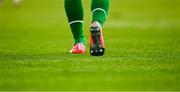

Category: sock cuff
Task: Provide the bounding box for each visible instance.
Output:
[69,20,83,25]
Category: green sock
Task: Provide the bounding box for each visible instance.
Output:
[91,0,109,26]
[64,0,86,45]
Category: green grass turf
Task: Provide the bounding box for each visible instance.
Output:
[0,0,180,91]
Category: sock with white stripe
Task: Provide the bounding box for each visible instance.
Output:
[64,0,85,45]
[91,0,109,26]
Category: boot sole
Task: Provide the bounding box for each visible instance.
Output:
[90,27,105,56]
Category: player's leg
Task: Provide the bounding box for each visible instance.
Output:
[90,0,109,56]
[91,0,109,26]
[64,0,86,54]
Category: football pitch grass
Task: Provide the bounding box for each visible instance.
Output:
[0,0,180,91]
